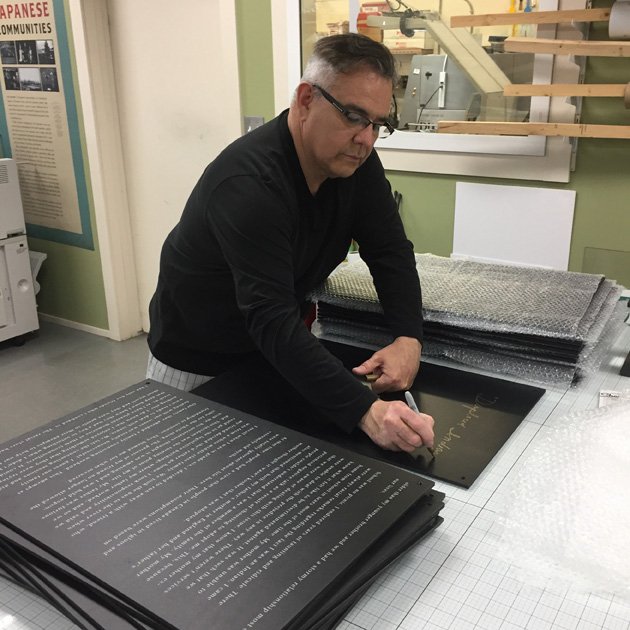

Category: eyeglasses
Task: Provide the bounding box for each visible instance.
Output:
[312,84,396,139]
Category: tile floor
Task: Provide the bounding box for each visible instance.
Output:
[0,321,148,444]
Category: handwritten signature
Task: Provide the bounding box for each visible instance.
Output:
[433,394,499,456]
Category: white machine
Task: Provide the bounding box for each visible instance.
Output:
[0,158,40,344]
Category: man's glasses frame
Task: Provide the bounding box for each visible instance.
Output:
[312,84,396,138]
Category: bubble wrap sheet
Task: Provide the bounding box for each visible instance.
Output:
[310,254,623,386]
[495,400,630,599]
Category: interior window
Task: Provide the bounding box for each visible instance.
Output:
[300,1,539,134]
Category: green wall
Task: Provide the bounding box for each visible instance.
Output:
[28,235,108,328]
[236,0,630,287]
[236,0,276,123]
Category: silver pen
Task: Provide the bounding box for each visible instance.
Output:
[404,391,435,459]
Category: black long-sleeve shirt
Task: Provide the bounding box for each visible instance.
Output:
[148,110,423,432]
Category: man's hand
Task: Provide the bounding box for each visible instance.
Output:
[359,399,434,452]
[352,336,421,393]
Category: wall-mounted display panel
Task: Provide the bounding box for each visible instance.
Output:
[0,0,95,248]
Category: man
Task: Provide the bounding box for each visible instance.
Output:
[147,33,434,453]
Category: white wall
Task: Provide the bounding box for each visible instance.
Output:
[106,0,242,331]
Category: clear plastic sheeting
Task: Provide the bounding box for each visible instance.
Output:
[495,401,630,599]
[310,254,624,387]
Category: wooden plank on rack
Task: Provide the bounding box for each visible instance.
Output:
[504,83,628,97]
[505,37,630,57]
[451,8,610,28]
[436,121,630,139]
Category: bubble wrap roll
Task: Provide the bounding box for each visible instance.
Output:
[496,400,630,598]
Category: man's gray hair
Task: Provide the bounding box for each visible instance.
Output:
[300,33,398,91]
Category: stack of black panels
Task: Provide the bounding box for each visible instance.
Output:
[312,254,622,387]
[0,381,444,630]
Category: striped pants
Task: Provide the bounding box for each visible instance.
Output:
[146,352,212,391]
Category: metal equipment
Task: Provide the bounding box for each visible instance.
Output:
[398,53,534,131]
[0,158,40,344]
